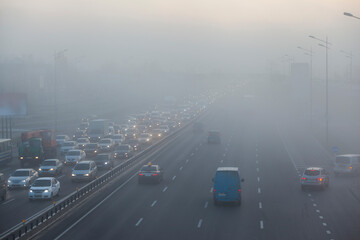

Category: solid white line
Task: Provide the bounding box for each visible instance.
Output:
[135,218,143,227]
[260,220,264,229]
[204,201,208,208]
[322,223,327,226]
[326,230,331,234]
[54,172,138,240]
[180,166,183,171]
[1,198,14,205]
[313,203,317,207]
[197,219,203,228]
[210,187,213,193]
[172,176,176,181]
[151,200,157,207]
[162,186,168,192]
[259,202,262,209]
[190,153,194,156]
[257,177,260,182]
[319,216,324,219]
[258,188,261,194]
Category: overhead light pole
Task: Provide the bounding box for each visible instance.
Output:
[344,12,360,20]
[297,46,314,123]
[309,35,331,146]
[340,50,353,82]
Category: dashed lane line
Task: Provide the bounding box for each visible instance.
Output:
[180,166,183,171]
[204,201,209,208]
[162,186,168,192]
[151,200,157,207]
[197,219,203,228]
[258,188,261,194]
[172,176,176,181]
[259,202,262,209]
[135,218,143,227]
[260,220,264,229]
[1,198,14,205]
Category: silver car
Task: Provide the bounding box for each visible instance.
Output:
[71,161,98,182]
[301,167,329,190]
[38,159,63,176]
[8,169,38,188]
[60,141,77,155]
[65,150,86,165]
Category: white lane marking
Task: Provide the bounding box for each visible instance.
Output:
[308,194,312,197]
[210,187,213,193]
[162,186,168,192]
[195,147,198,151]
[256,160,259,164]
[259,202,262,209]
[225,148,228,152]
[1,198,14,205]
[313,203,317,207]
[322,223,327,226]
[54,171,138,240]
[319,216,324,219]
[316,210,320,213]
[260,220,264,229]
[190,153,194,156]
[135,218,143,227]
[257,177,260,182]
[220,160,224,163]
[172,176,176,181]
[180,166,183,171]
[326,230,331,234]
[258,188,261,194]
[204,201,209,208]
[186,159,189,163]
[256,168,259,172]
[256,154,258,158]
[151,200,157,207]
[57,175,65,179]
[223,153,226,157]
[197,219,203,228]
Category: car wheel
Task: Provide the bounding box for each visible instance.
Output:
[1,194,5,201]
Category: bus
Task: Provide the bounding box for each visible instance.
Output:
[0,139,12,166]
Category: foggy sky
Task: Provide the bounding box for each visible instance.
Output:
[0,0,359,78]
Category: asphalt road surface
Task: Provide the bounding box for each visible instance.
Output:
[27,86,360,240]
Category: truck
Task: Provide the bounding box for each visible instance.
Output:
[18,130,57,167]
[88,119,110,142]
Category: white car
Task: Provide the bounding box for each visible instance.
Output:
[71,161,98,182]
[56,135,70,146]
[98,138,115,151]
[111,134,125,146]
[28,177,60,201]
[138,133,152,144]
[65,149,86,165]
[158,125,170,134]
[7,169,38,188]
[77,138,90,149]
[60,141,77,155]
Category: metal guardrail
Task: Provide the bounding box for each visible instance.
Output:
[0,112,205,240]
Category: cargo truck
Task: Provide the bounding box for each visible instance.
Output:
[88,119,110,142]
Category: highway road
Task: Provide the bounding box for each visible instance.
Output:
[26,86,360,240]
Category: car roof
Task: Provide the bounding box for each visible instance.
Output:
[77,161,93,164]
[304,167,323,171]
[68,149,81,152]
[336,154,360,157]
[43,159,58,162]
[36,177,54,181]
[142,164,159,168]
[216,167,238,172]
[15,168,33,171]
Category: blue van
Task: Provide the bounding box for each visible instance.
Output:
[213,167,244,205]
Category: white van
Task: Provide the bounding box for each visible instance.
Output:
[334,154,360,175]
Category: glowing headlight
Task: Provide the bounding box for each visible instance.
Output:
[21,180,26,183]
[29,189,33,193]
[84,173,89,176]
[105,162,108,165]
[44,189,49,193]
[35,156,39,159]
[20,157,24,160]
[39,168,42,171]
[50,168,54,171]
[94,150,97,153]
[107,145,110,148]
[146,139,150,142]
[72,174,75,176]
[8,180,11,183]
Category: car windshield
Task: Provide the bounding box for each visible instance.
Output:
[32,179,51,187]
[99,139,111,144]
[140,166,157,172]
[63,142,75,147]
[85,144,98,149]
[140,134,149,138]
[56,136,66,139]
[77,139,88,143]
[67,151,80,156]
[42,161,56,166]
[113,136,123,139]
[95,155,109,160]
[12,170,30,176]
[304,170,320,176]
[74,164,90,170]
[116,145,129,150]
[336,157,351,164]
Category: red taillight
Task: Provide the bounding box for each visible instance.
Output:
[317,178,323,182]
[301,177,306,180]
[139,173,144,176]
[213,189,215,192]
[152,174,158,176]
[238,189,241,193]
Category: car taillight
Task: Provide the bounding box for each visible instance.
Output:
[152,174,158,176]
[317,178,323,182]
[139,173,144,176]
[238,189,241,193]
[349,166,353,170]
[301,177,306,180]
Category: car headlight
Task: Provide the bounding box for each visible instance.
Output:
[105,162,108,165]
[20,156,24,160]
[94,150,97,153]
[35,156,39,159]
[72,174,75,176]
[21,180,26,183]
[44,189,49,193]
[29,189,33,193]
[50,168,54,171]
[8,180,11,183]
[84,173,89,176]
[107,145,110,148]
[39,168,42,171]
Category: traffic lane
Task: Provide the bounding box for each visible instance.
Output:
[257,126,334,240]
[39,124,207,240]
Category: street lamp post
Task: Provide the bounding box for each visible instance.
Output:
[297,46,314,123]
[54,49,67,133]
[309,35,331,146]
[344,12,360,20]
[340,50,353,82]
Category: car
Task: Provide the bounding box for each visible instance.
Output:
[79,122,89,132]
[76,138,90,149]
[72,130,88,140]
[213,167,244,205]
[114,144,134,159]
[93,153,114,169]
[71,161,98,182]
[334,154,360,175]
[64,149,86,165]
[136,125,148,133]
[98,138,115,152]
[158,125,170,134]
[7,169,38,188]
[138,163,164,183]
[60,141,77,155]
[38,159,63,176]
[126,139,141,151]
[138,133,152,144]
[28,177,60,201]
[111,134,125,146]
[207,131,221,144]
[84,143,100,158]
[0,173,7,201]
[55,135,70,146]
[301,167,329,190]
[167,121,179,130]
[151,129,163,139]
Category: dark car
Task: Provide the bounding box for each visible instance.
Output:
[114,144,134,159]
[207,131,221,144]
[84,143,100,158]
[93,153,114,169]
[126,139,141,151]
[0,173,7,201]
[138,163,164,183]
